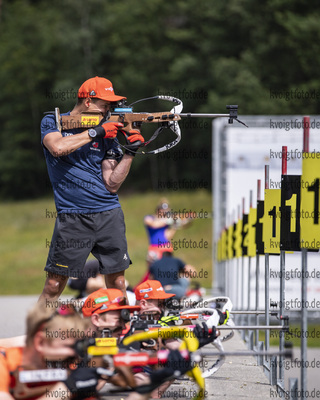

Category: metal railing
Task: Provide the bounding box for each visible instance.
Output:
[212,116,319,400]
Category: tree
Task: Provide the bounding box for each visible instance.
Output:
[0,0,319,199]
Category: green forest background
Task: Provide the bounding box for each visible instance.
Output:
[1,0,320,199]
[0,0,320,296]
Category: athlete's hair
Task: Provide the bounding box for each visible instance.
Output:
[26,301,88,347]
[156,197,170,212]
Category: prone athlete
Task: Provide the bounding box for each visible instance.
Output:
[78,283,211,399]
[131,280,219,399]
[134,280,220,347]
[79,287,194,400]
[0,302,100,400]
[0,298,193,400]
[81,287,140,341]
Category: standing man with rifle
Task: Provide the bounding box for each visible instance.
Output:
[39,76,144,303]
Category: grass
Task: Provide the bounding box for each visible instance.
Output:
[2,195,320,349]
[0,190,212,295]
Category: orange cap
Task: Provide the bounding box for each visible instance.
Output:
[82,288,140,318]
[78,76,126,102]
[135,280,175,301]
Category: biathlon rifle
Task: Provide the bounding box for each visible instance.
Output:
[10,334,135,400]
[77,327,206,400]
[13,327,292,400]
[57,96,248,155]
[119,307,227,380]
[10,335,162,400]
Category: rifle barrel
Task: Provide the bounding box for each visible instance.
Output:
[179,113,231,118]
[199,349,292,358]
[230,311,278,315]
[218,325,286,330]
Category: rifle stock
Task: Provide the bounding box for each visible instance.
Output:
[60,111,180,132]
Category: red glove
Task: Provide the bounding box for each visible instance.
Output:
[122,129,145,156]
[90,122,124,139]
